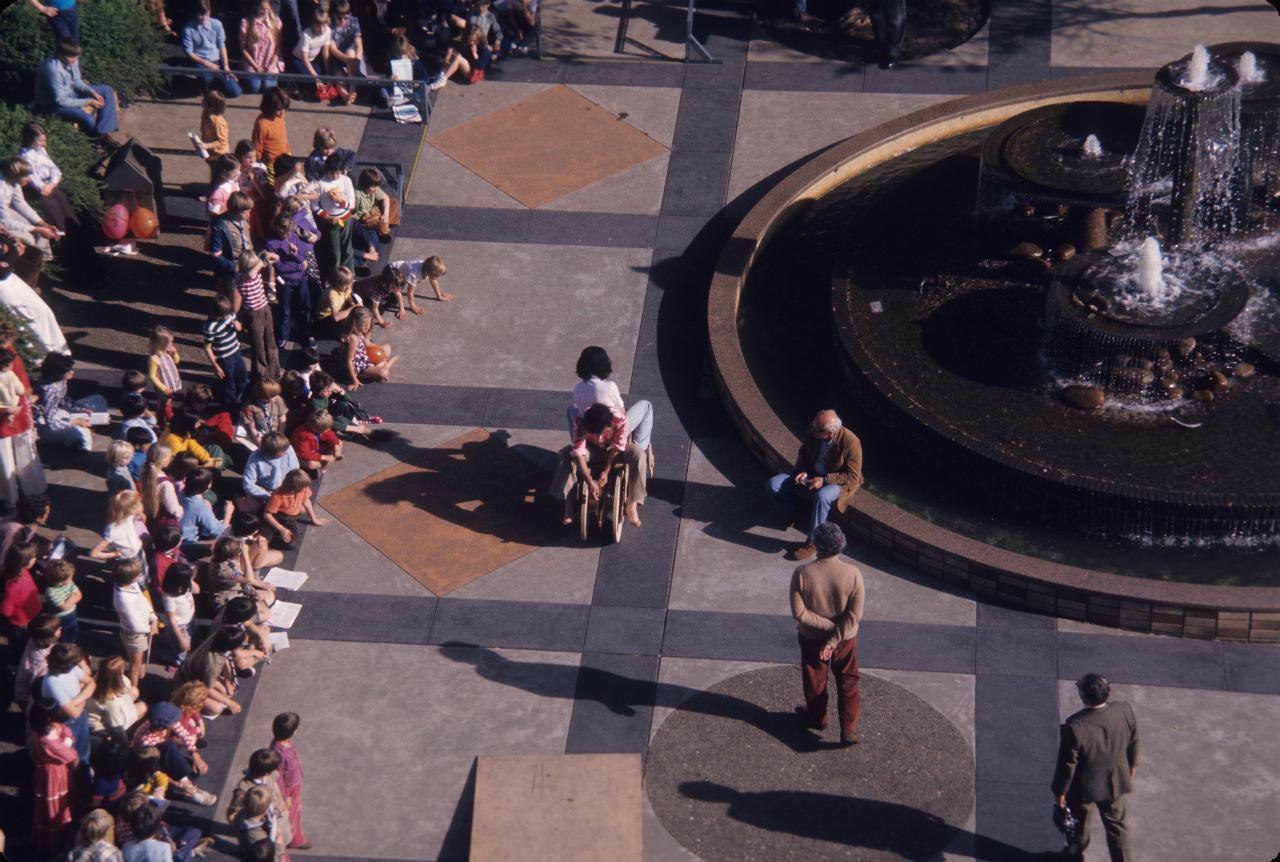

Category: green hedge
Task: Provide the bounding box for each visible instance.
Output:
[0,103,103,217]
[0,0,166,101]
[0,304,50,369]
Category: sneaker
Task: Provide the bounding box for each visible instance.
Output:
[179,786,218,806]
[306,337,318,349]
[367,415,384,424]
[277,339,288,350]
[191,837,216,858]
[428,73,447,91]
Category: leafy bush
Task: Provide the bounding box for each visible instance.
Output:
[0,103,103,217]
[0,0,166,101]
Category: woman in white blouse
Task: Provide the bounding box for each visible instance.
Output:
[0,158,59,260]
[16,123,77,232]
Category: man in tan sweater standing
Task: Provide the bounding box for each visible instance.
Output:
[789,522,866,745]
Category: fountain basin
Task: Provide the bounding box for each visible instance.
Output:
[709,73,1280,640]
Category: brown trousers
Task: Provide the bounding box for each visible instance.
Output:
[241,304,281,380]
[798,633,860,735]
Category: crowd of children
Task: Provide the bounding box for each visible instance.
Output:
[0,104,463,862]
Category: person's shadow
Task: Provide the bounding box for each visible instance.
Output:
[437,642,843,754]
[680,781,1057,862]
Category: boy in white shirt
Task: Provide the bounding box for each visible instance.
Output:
[316,152,355,278]
[112,558,157,688]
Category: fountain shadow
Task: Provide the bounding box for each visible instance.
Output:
[919,285,1046,389]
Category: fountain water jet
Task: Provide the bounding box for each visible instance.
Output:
[1082,134,1104,158]
[1238,50,1265,84]
[1136,237,1164,298]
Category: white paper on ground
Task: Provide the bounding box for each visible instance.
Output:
[268,600,303,629]
[269,631,290,650]
[264,567,308,590]
[89,412,111,425]
[393,103,422,124]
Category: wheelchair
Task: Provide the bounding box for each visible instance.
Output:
[574,458,630,544]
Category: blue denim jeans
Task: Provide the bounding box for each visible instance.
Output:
[51,5,80,43]
[278,276,312,346]
[195,68,243,98]
[241,73,279,94]
[55,84,118,135]
[217,352,249,407]
[767,472,841,543]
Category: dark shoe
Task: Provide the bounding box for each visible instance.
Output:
[794,705,826,730]
[787,542,817,561]
[840,731,861,745]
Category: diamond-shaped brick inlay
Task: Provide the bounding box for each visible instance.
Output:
[319,428,562,595]
[428,84,669,208]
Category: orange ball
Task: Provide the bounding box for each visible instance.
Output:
[365,343,388,364]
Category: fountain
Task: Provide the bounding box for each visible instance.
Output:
[722,43,1280,569]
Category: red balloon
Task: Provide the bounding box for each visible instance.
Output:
[365,343,388,365]
[102,203,130,240]
[130,206,159,239]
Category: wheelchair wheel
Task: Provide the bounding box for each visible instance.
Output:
[577,477,590,543]
[607,467,627,544]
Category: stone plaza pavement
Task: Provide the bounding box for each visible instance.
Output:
[26,0,1280,859]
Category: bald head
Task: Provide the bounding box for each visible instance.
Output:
[811,410,842,439]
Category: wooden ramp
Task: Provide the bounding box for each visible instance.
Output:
[470,754,643,862]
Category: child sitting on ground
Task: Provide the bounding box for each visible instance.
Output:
[106,439,137,494]
[241,378,288,448]
[389,253,452,311]
[271,712,308,849]
[263,468,328,548]
[300,370,375,436]
[339,307,397,389]
[316,265,359,337]
[289,411,342,473]
[146,325,182,424]
[0,347,26,426]
[201,535,277,616]
[41,559,81,645]
[353,168,398,261]
[119,393,158,445]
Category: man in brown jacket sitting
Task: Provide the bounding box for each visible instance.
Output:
[767,409,864,561]
[789,522,865,745]
[1051,673,1139,861]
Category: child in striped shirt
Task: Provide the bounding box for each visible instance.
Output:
[147,326,182,425]
[233,250,281,380]
[203,295,249,409]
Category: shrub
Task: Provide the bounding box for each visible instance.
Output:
[0,103,103,217]
[0,304,50,370]
[0,0,166,101]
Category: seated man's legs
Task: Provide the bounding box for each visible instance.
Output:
[89,84,119,134]
[54,104,98,135]
[767,472,797,519]
[216,72,243,98]
[805,482,841,543]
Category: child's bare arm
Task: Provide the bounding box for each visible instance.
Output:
[303,499,329,526]
[428,275,452,303]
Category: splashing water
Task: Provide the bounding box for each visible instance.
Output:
[1137,237,1163,298]
[1237,51,1265,84]
[1181,44,1214,91]
[1082,134,1104,158]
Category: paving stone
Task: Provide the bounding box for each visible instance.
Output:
[584,605,667,654]
[1057,632,1224,690]
[565,653,660,753]
[430,597,590,651]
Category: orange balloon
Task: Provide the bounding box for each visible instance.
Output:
[130,206,159,239]
[366,343,387,364]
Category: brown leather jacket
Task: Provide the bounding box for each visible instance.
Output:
[791,426,863,514]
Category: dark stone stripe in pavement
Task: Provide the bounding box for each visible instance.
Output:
[288,591,438,644]
[663,610,800,662]
[974,675,1058,786]
[858,620,977,674]
[585,605,668,654]
[429,597,591,652]
[986,0,1053,89]
[976,627,1057,678]
[1057,631,1225,691]
[977,601,1056,630]
[1222,642,1280,695]
[744,60,866,93]
[564,652,660,753]
[394,204,660,247]
[974,779,1063,861]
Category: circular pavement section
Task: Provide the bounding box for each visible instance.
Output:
[646,667,975,861]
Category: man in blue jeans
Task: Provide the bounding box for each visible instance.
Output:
[767,409,864,561]
[33,40,119,136]
[183,0,242,98]
[26,0,79,43]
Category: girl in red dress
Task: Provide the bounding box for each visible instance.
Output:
[31,702,81,855]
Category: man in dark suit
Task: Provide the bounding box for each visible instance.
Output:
[1051,673,1139,862]
[766,409,863,562]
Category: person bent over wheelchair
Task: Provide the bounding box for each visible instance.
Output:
[552,403,647,528]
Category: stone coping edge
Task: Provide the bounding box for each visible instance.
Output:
[707,71,1280,641]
